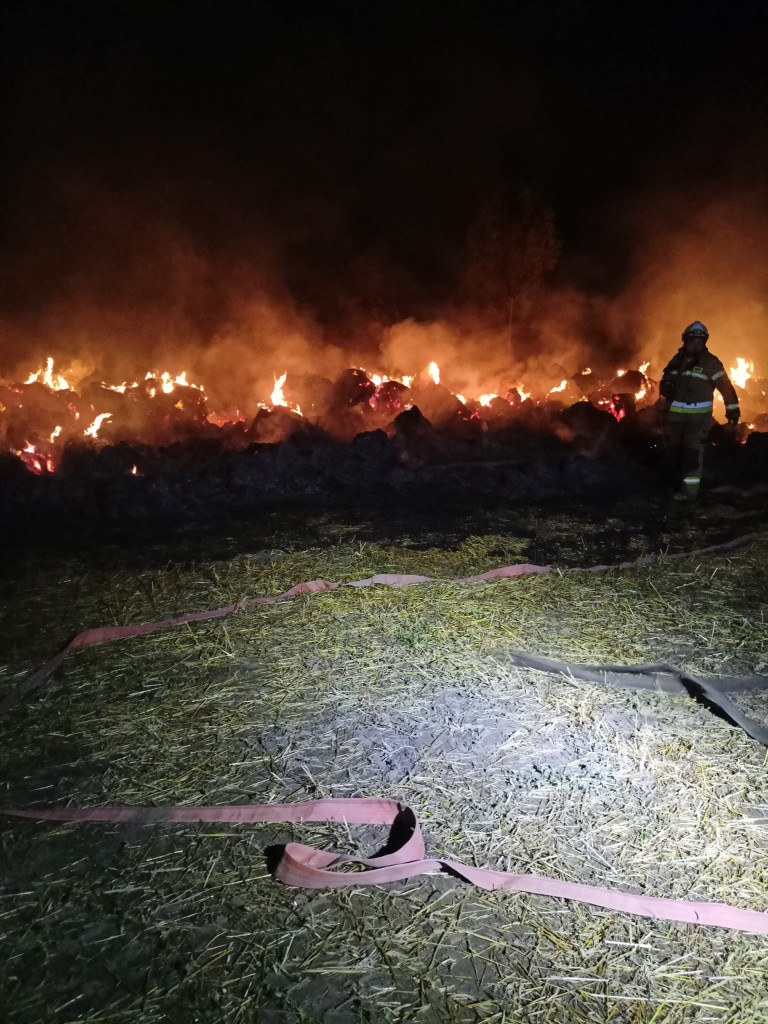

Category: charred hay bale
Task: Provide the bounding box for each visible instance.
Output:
[315,405,369,442]
[211,419,251,447]
[1,382,78,447]
[708,422,742,450]
[330,368,375,408]
[372,379,410,412]
[0,450,33,486]
[282,372,334,417]
[745,430,768,458]
[393,405,442,465]
[327,429,396,487]
[248,407,306,445]
[490,422,569,456]
[58,441,104,479]
[437,409,484,444]
[225,443,322,501]
[407,382,463,424]
[560,401,617,445]
[352,428,394,462]
[563,453,652,497]
[78,384,150,441]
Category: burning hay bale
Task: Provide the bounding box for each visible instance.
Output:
[1,356,766,529]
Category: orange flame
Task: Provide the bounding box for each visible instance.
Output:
[731,357,754,389]
[549,379,567,394]
[428,361,440,385]
[24,357,72,391]
[271,372,288,407]
[84,412,112,438]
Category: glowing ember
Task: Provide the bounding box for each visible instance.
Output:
[130,464,138,475]
[270,372,288,407]
[84,412,112,438]
[49,425,62,442]
[428,361,440,385]
[616,369,626,377]
[549,379,567,394]
[731,357,754,389]
[582,367,592,375]
[15,441,54,475]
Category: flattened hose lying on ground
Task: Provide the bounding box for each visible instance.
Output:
[3,797,768,934]
[497,650,768,745]
[2,532,766,744]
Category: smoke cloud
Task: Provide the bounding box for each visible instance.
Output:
[1,176,767,413]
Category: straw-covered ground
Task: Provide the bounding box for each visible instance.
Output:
[1,497,768,1023]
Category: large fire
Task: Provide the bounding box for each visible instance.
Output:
[2,352,764,474]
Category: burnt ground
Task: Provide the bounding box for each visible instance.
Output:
[3,485,768,586]
[1,415,767,560]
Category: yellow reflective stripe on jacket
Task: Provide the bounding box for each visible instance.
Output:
[669,400,713,414]
[681,370,710,381]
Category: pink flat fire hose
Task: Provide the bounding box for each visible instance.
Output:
[4,797,768,934]
[3,531,768,933]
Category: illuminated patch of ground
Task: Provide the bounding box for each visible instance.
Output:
[1,524,767,1022]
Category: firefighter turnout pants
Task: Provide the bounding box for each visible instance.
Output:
[663,412,711,498]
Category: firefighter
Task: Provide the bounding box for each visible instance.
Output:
[659,321,740,500]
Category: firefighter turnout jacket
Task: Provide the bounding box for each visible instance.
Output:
[659,348,740,419]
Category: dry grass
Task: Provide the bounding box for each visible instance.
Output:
[1,527,768,1022]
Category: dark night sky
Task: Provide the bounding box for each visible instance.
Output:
[2,0,768,340]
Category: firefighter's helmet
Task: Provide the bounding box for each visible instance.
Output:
[682,321,709,340]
